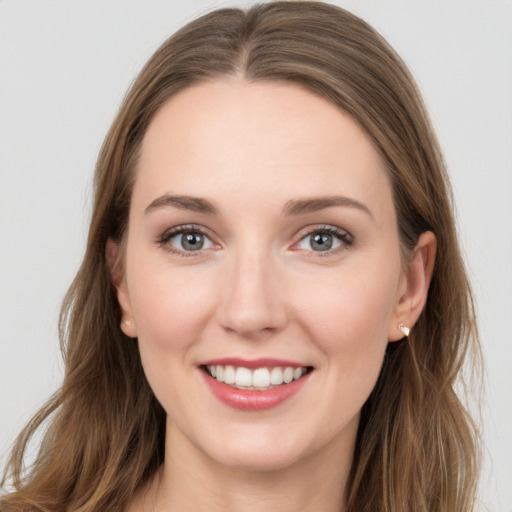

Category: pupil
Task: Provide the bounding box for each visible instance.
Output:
[183,232,203,251]
[311,233,332,251]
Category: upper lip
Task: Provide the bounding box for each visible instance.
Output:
[199,357,310,369]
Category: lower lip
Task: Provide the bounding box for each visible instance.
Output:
[201,370,311,411]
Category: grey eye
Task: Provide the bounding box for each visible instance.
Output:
[310,233,333,251]
[297,231,344,252]
[170,231,213,251]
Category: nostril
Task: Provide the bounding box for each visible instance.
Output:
[218,300,289,336]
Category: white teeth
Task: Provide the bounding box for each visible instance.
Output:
[235,367,252,387]
[252,368,270,387]
[270,367,284,385]
[206,364,308,389]
[283,367,294,384]
[224,365,235,385]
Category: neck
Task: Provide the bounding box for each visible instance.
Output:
[134,419,355,512]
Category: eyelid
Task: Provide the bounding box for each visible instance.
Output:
[156,223,353,257]
[156,224,220,256]
[291,224,354,254]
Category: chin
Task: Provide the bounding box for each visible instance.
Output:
[211,445,306,473]
[199,425,322,473]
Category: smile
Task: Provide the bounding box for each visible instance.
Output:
[200,359,314,411]
[204,364,310,390]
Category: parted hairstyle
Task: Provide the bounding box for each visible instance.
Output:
[1,2,481,511]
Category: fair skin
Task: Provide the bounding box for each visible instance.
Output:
[110,79,436,512]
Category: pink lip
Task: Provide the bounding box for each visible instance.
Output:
[199,365,312,412]
[200,357,306,369]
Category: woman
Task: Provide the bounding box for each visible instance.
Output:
[0,2,481,511]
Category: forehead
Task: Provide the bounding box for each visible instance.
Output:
[133,79,394,219]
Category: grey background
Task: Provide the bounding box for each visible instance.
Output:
[1,1,511,510]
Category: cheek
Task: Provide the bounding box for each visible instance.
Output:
[292,259,400,389]
[129,261,216,350]
[289,267,399,435]
[297,269,397,345]
[127,262,219,414]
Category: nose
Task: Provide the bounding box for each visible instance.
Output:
[217,247,288,338]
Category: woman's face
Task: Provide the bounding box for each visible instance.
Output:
[116,79,413,471]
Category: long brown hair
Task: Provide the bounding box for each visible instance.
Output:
[1,2,481,511]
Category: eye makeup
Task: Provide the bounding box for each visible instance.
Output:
[155,222,354,259]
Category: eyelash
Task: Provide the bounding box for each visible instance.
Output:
[293,225,354,257]
[156,224,354,257]
[157,224,216,257]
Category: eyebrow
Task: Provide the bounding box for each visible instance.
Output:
[144,194,219,215]
[283,196,373,218]
[144,193,372,218]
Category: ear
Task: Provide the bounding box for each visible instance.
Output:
[106,238,137,338]
[388,231,437,341]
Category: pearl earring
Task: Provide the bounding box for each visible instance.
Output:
[398,323,410,338]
